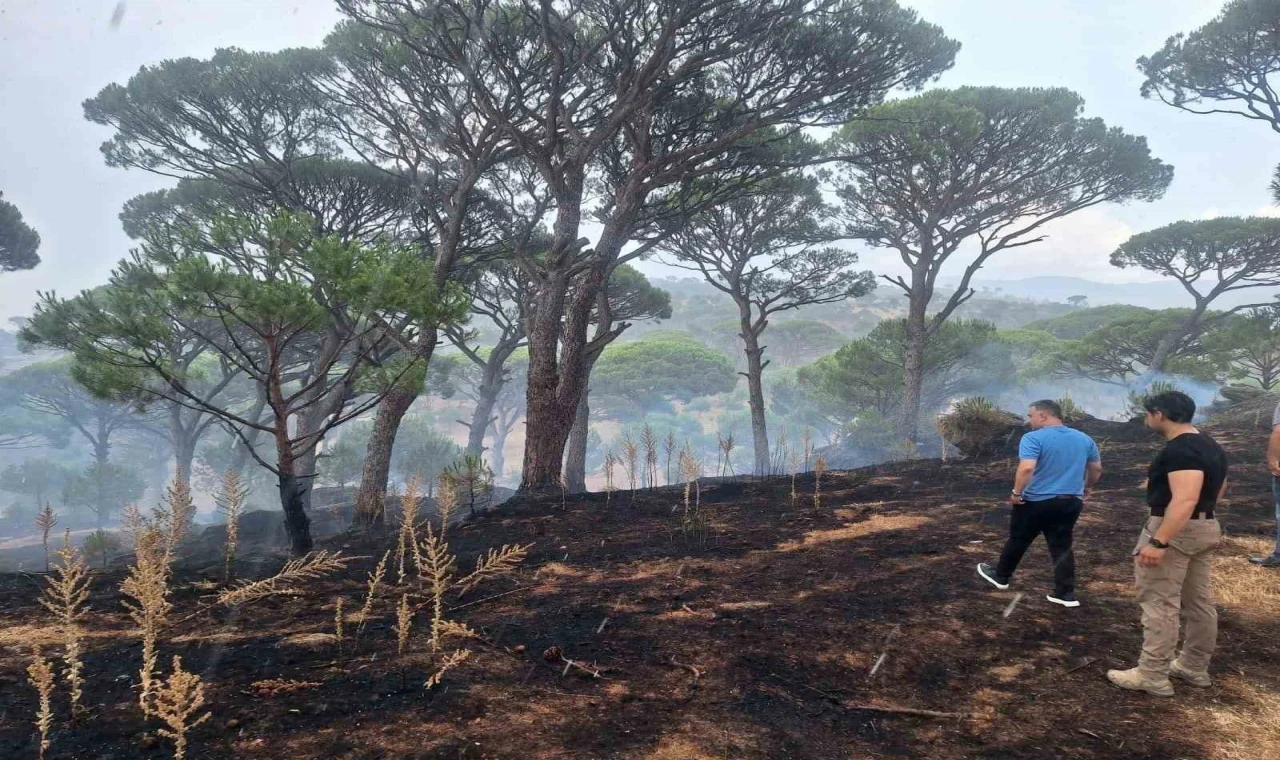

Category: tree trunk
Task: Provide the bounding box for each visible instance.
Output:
[490,409,515,482]
[353,330,439,530]
[899,306,928,444]
[1149,303,1207,374]
[741,325,770,477]
[465,385,500,458]
[354,386,415,530]
[564,390,591,494]
[277,473,314,556]
[520,272,578,492]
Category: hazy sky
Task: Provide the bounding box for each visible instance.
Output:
[2,0,1277,320]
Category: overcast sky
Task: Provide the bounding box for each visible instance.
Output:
[2,0,1277,321]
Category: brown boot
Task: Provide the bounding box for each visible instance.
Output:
[1106,667,1174,697]
[1169,659,1211,688]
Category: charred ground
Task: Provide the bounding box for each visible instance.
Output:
[1,427,1278,759]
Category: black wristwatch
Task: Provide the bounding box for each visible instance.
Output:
[1148,537,1170,549]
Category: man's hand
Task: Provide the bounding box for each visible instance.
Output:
[1137,544,1166,568]
[1083,487,1093,502]
[1268,458,1280,478]
[1009,493,1025,506]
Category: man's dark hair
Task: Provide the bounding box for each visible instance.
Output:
[1029,399,1063,419]
[1143,390,1196,423]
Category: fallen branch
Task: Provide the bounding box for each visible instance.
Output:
[560,658,603,679]
[667,658,703,681]
[843,703,970,720]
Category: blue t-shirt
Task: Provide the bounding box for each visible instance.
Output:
[1019,426,1100,500]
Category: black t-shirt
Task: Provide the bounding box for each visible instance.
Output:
[1147,432,1228,517]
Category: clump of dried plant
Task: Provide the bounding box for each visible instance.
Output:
[396,593,413,655]
[602,450,619,507]
[663,432,677,485]
[39,530,90,717]
[120,503,146,549]
[154,473,196,563]
[333,597,345,655]
[394,476,422,584]
[621,434,639,492]
[788,449,801,506]
[717,433,737,479]
[355,550,390,650]
[153,656,209,760]
[814,456,829,508]
[641,424,659,489]
[215,469,248,585]
[121,527,171,715]
[416,517,530,688]
[27,647,55,760]
[801,428,815,472]
[35,503,57,572]
[678,450,709,542]
[216,551,351,608]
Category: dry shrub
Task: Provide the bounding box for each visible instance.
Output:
[120,503,146,549]
[396,593,413,655]
[121,527,172,715]
[663,433,678,485]
[155,473,197,563]
[27,647,55,760]
[641,425,659,488]
[678,450,709,542]
[153,656,209,760]
[333,597,345,655]
[813,456,829,508]
[938,397,1023,457]
[395,476,423,584]
[215,469,248,585]
[39,531,90,717]
[215,551,351,608]
[355,550,391,649]
[622,434,639,492]
[602,450,619,506]
[416,520,529,687]
[716,432,736,479]
[34,504,57,572]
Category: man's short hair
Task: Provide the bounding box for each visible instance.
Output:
[1143,390,1196,424]
[1029,399,1062,419]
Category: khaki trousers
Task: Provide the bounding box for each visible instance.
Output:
[1133,516,1221,677]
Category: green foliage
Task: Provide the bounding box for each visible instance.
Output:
[442,454,494,518]
[591,334,737,420]
[62,463,146,526]
[391,418,463,488]
[1203,308,1280,390]
[320,434,367,489]
[794,319,1010,426]
[0,459,76,507]
[0,192,41,273]
[1111,218,1280,296]
[1126,381,1185,420]
[765,321,848,367]
[82,530,124,570]
[1050,309,1222,384]
[1024,305,1155,340]
[1055,395,1089,423]
[1139,0,1280,136]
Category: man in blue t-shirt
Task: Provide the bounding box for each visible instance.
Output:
[978,399,1102,607]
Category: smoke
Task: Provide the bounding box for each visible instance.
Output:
[109,2,127,30]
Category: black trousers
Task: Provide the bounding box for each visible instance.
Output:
[994,496,1083,596]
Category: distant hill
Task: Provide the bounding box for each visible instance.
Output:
[959,276,1280,310]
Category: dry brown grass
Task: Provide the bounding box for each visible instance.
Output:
[39,531,90,717]
[1202,678,1280,760]
[27,646,55,760]
[333,597,345,654]
[155,474,197,563]
[215,469,248,585]
[424,648,472,690]
[248,679,323,696]
[154,656,209,760]
[813,456,828,508]
[779,514,931,551]
[34,503,57,572]
[395,476,424,583]
[121,527,172,715]
[603,449,619,506]
[1213,535,1280,612]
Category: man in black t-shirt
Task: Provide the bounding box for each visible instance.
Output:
[1107,391,1227,697]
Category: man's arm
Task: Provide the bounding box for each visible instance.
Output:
[1084,460,1103,498]
[1012,459,1036,504]
[1138,469,1204,567]
[1268,425,1280,476]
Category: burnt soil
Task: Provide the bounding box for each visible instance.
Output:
[2,428,1279,759]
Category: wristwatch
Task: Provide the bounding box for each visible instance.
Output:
[1148,537,1170,549]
